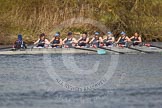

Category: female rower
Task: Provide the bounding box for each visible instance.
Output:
[130,32,142,46]
[34,33,50,48]
[50,32,63,48]
[89,32,103,48]
[77,32,89,47]
[63,32,77,48]
[103,32,115,47]
[116,32,131,47]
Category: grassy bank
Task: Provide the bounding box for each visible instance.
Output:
[0,0,162,44]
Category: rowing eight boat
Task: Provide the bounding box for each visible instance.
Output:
[0,46,162,55]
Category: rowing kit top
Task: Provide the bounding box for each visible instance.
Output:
[106,37,114,41]
[38,39,45,47]
[119,36,126,43]
[65,38,73,44]
[131,36,139,42]
[92,37,100,44]
[79,37,87,43]
[52,38,60,44]
[80,37,87,41]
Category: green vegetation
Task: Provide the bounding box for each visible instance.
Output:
[0,0,162,44]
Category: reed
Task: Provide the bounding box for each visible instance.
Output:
[0,0,162,44]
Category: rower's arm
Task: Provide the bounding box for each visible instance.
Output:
[77,37,82,42]
[34,39,39,45]
[99,37,103,42]
[126,37,131,42]
[50,38,54,43]
[103,37,107,40]
[130,36,134,40]
[62,38,67,44]
[45,39,50,44]
[116,37,121,43]
[59,39,63,45]
[72,38,78,43]
[111,37,115,42]
[86,38,89,43]
[137,37,142,42]
[89,37,94,43]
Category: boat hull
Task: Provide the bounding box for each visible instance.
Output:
[0,46,162,55]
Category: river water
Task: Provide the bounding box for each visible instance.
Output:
[0,51,162,108]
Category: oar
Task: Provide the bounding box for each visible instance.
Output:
[31,45,35,51]
[150,45,162,49]
[30,43,39,51]
[74,47,106,55]
[0,46,13,50]
[127,46,152,54]
[99,46,125,54]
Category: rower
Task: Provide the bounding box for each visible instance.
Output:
[63,32,77,48]
[130,32,142,46]
[116,32,131,47]
[77,32,89,47]
[89,32,103,48]
[103,32,115,47]
[13,34,27,49]
[50,32,63,48]
[34,33,50,48]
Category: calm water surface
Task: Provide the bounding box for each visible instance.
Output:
[0,53,162,108]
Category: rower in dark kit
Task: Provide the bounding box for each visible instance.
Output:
[89,32,103,48]
[130,32,142,46]
[50,32,63,48]
[34,33,50,48]
[116,32,131,47]
[103,32,115,47]
[77,32,89,47]
[63,32,77,48]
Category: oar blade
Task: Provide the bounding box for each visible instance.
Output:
[97,49,106,55]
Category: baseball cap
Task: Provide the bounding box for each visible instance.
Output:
[107,32,112,34]
[54,33,60,37]
[121,31,126,35]
[95,32,100,35]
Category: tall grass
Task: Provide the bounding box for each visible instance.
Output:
[0,0,162,44]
